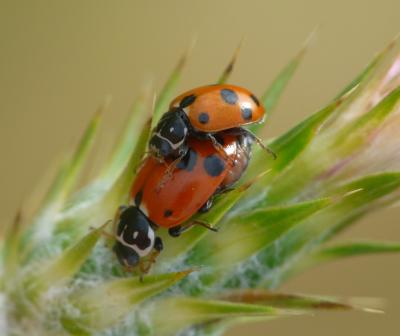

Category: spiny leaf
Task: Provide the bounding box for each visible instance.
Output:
[218,290,379,312]
[21,108,103,259]
[249,32,314,135]
[100,89,152,183]
[152,44,192,126]
[60,108,103,197]
[243,94,348,208]
[267,98,343,173]
[107,116,153,205]
[294,240,400,275]
[333,37,398,99]
[62,270,192,333]
[188,198,331,267]
[149,297,299,336]
[57,90,153,217]
[333,86,400,151]
[24,224,104,299]
[254,172,400,288]
[40,106,103,211]
[314,240,400,261]
[54,116,152,238]
[217,40,243,84]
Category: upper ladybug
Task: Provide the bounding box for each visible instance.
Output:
[149,84,265,160]
[170,84,264,132]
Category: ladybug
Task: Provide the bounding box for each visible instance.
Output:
[149,84,268,161]
[112,130,253,270]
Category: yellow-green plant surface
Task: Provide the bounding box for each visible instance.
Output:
[2,37,400,336]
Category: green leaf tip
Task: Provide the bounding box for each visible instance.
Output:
[100,87,153,183]
[217,38,244,84]
[218,289,383,313]
[313,240,400,263]
[42,102,104,209]
[334,35,399,99]
[335,85,400,149]
[249,29,317,135]
[153,40,194,125]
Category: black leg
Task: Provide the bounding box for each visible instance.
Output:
[198,187,236,214]
[154,236,164,251]
[206,133,234,165]
[168,226,182,237]
[169,221,218,237]
[198,199,213,213]
[156,154,186,192]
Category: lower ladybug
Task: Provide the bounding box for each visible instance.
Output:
[149,84,274,162]
[112,130,253,271]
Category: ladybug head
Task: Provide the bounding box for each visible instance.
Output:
[113,206,155,268]
[149,108,189,159]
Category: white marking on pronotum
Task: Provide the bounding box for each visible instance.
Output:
[133,231,138,239]
[154,132,185,150]
[116,226,155,257]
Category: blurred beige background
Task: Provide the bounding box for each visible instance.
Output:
[1,1,399,335]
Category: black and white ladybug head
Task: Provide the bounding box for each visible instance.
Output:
[149,108,189,159]
[113,206,155,267]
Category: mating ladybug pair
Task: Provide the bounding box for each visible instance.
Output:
[110,84,273,272]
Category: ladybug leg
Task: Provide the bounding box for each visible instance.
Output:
[156,154,185,192]
[206,134,235,166]
[198,187,236,214]
[154,236,164,252]
[138,238,163,277]
[198,198,213,213]
[169,221,218,237]
[168,226,182,237]
[192,220,219,232]
[165,155,184,177]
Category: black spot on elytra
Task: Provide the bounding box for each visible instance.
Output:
[241,107,253,121]
[154,237,163,251]
[177,148,198,171]
[164,209,173,217]
[250,94,260,106]
[204,154,226,177]
[180,94,196,108]
[220,88,238,105]
[198,112,209,124]
[134,190,143,206]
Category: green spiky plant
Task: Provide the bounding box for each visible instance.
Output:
[2,36,400,336]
